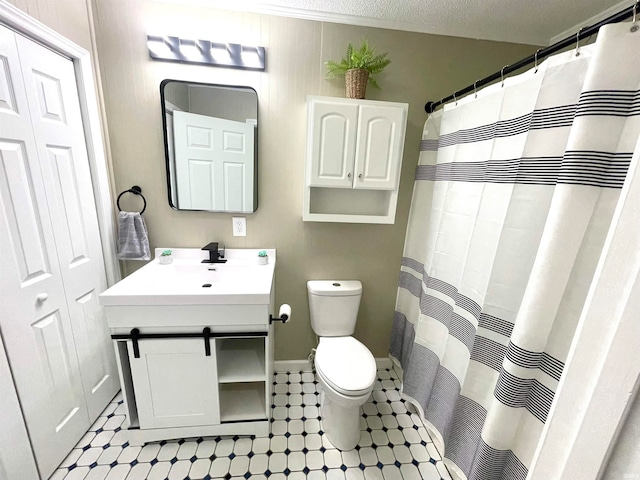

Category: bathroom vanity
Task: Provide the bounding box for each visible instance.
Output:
[99,248,277,445]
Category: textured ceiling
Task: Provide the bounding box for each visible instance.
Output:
[168,0,629,45]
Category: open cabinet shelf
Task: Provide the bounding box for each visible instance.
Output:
[217,337,266,383]
[219,382,266,422]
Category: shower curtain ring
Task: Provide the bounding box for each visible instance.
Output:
[453,92,457,106]
[575,28,584,56]
[534,48,542,73]
[501,66,508,87]
[632,1,639,32]
[474,80,478,98]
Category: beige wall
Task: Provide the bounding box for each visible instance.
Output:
[6,0,93,50]
[91,0,536,361]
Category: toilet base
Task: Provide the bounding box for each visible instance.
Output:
[317,377,372,451]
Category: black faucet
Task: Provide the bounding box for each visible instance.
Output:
[201,242,227,263]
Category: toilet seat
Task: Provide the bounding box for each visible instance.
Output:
[314,337,376,396]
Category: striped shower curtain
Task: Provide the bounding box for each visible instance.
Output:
[391,23,640,480]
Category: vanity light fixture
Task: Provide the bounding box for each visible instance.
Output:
[147,35,266,71]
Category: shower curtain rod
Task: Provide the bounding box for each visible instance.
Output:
[424,1,639,113]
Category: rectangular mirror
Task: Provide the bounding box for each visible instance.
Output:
[161,80,258,212]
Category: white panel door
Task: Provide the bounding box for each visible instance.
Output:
[0,25,90,478]
[0,313,40,479]
[308,100,358,188]
[174,111,254,211]
[354,104,405,190]
[128,339,220,429]
[15,33,119,421]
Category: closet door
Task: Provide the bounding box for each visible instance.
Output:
[15,33,119,421]
[0,25,90,477]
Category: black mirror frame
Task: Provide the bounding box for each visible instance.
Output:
[160,79,258,213]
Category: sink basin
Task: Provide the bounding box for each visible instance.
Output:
[99,248,276,306]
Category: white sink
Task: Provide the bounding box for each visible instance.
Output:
[99,248,276,306]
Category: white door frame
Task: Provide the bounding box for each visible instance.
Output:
[0,0,120,287]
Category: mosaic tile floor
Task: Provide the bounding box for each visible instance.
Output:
[49,368,451,480]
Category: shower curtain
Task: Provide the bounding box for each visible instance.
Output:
[391,23,640,480]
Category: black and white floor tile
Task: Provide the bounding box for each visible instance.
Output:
[49,368,451,480]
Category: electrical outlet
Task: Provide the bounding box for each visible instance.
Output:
[232,217,246,236]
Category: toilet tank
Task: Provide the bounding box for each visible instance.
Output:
[307,280,362,337]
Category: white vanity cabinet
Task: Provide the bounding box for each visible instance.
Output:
[303,96,408,224]
[100,248,277,444]
[127,334,270,430]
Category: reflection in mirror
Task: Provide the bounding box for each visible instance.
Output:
[161,80,258,212]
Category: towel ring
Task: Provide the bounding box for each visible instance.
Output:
[117,185,147,214]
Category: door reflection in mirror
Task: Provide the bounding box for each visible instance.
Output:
[161,80,258,212]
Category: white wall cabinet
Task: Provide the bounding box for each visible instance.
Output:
[304,96,408,223]
[0,24,118,479]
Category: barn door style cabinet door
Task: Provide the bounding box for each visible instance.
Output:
[303,95,408,224]
[0,25,118,479]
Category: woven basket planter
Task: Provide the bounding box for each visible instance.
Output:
[345,68,369,99]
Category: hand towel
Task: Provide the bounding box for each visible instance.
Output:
[117,211,150,260]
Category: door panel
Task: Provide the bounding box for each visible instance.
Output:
[174,110,254,211]
[129,339,220,429]
[0,55,18,114]
[47,146,89,265]
[308,101,357,188]
[31,69,66,123]
[0,141,52,280]
[0,339,39,480]
[223,163,245,212]
[15,33,119,422]
[354,105,405,190]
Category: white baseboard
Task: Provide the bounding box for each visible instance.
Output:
[275,356,394,373]
[274,359,313,373]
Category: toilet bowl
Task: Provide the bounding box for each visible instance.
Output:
[307,280,376,450]
[314,336,376,450]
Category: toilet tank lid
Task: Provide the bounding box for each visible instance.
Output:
[307,280,362,296]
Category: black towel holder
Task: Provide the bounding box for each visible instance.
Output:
[117,185,147,214]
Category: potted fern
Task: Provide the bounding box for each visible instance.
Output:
[326,39,391,99]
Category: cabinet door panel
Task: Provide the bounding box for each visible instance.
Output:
[129,339,220,429]
[308,101,357,188]
[354,105,405,190]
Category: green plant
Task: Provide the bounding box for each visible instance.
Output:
[326,39,391,88]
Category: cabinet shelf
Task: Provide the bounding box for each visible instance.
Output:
[217,338,265,383]
[219,383,266,422]
[305,187,395,224]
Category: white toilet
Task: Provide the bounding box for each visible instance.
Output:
[307,280,376,450]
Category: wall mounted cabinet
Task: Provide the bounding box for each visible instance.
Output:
[303,96,408,224]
